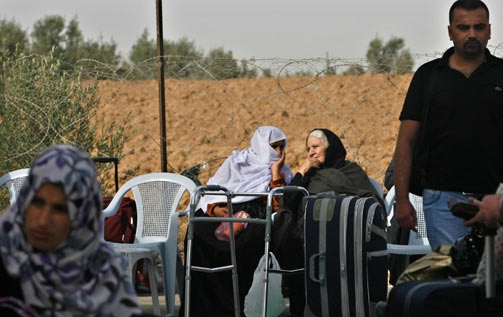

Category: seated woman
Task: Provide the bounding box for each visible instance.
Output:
[181,126,293,317]
[0,145,141,316]
[273,128,384,316]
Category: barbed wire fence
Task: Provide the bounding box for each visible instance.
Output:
[4,45,503,197]
[88,52,442,189]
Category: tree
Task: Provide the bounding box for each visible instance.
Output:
[129,29,156,62]
[64,17,85,59]
[262,68,273,78]
[395,48,415,75]
[240,59,257,78]
[164,37,204,78]
[0,49,131,195]
[128,31,204,79]
[366,36,414,74]
[324,53,337,76]
[127,29,157,79]
[0,19,29,56]
[200,47,240,79]
[81,37,121,68]
[29,15,121,75]
[343,64,365,75]
[31,15,65,56]
[60,16,86,72]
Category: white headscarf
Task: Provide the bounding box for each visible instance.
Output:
[0,145,141,316]
[198,126,293,212]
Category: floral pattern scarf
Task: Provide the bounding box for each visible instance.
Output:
[0,145,141,316]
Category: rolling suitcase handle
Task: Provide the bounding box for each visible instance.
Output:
[309,252,326,285]
[92,157,119,192]
[485,228,497,298]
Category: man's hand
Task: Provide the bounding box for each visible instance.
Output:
[464,194,501,228]
[395,199,418,231]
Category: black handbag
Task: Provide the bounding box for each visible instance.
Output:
[449,226,485,276]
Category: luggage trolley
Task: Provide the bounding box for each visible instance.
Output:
[184,185,309,317]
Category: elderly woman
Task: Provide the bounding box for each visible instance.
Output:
[181,126,293,317]
[273,128,383,316]
[0,145,141,316]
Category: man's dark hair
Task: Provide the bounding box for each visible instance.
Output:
[449,0,489,25]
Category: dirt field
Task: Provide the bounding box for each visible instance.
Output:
[96,73,413,185]
[96,73,413,249]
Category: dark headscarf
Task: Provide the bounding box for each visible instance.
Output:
[308,128,346,169]
[304,128,385,208]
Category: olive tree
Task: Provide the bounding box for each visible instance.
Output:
[366,36,414,74]
[0,50,131,196]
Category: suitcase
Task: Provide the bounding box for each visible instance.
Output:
[92,157,138,244]
[304,193,388,317]
[93,157,152,289]
[385,279,481,317]
[385,230,503,317]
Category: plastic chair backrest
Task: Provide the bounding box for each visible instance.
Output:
[103,172,197,243]
[0,168,30,205]
[369,177,388,211]
[385,185,431,254]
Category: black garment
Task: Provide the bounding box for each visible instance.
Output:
[179,200,267,317]
[281,161,384,215]
[400,47,503,194]
[0,259,22,299]
[0,258,28,316]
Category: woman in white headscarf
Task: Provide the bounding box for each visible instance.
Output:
[197,125,293,216]
[0,145,141,317]
[181,126,293,317]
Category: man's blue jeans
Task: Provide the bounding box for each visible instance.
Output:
[422,189,473,250]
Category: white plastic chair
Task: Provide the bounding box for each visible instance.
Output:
[103,172,197,317]
[369,177,388,211]
[0,168,30,205]
[114,245,161,315]
[384,185,431,255]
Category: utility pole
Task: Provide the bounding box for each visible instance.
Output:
[156,0,168,172]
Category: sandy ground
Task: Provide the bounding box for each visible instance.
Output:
[96,73,412,185]
[138,294,293,316]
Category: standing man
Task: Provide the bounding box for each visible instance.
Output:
[394,0,503,250]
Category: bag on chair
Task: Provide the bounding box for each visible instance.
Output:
[244,252,285,317]
[103,196,137,243]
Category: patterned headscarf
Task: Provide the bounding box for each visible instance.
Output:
[198,126,293,212]
[0,145,141,316]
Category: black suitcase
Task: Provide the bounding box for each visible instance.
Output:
[385,279,481,317]
[304,193,388,317]
[385,231,503,317]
